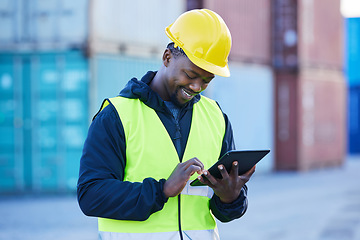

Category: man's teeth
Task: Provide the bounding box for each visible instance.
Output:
[183,89,191,97]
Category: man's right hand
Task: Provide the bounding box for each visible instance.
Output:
[163,157,204,198]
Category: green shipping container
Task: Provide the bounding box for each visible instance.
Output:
[0,51,89,193]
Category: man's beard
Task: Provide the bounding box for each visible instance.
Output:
[170,88,186,108]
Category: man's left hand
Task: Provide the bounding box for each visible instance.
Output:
[197,161,255,203]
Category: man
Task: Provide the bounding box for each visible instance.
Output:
[77,9,255,240]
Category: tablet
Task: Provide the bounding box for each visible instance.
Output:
[190,150,270,186]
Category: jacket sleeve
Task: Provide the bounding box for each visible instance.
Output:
[209,110,249,222]
[77,104,168,221]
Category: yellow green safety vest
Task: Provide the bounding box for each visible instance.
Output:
[98,95,225,240]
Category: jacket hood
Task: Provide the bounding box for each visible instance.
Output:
[119,71,200,112]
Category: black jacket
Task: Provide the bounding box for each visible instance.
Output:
[77,71,248,222]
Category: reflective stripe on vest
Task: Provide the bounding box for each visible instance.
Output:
[98,96,225,237]
[99,228,220,240]
[181,180,214,198]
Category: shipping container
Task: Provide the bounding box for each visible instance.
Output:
[274,72,299,170]
[271,0,298,71]
[187,0,203,10]
[348,86,360,153]
[0,0,187,55]
[345,17,360,85]
[298,0,344,69]
[0,0,22,45]
[204,63,274,173]
[0,51,89,193]
[275,68,346,171]
[297,68,346,169]
[271,0,344,71]
[0,54,24,191]
[88,0,186,57]
[204,0,271,64]
[0,0,88,51]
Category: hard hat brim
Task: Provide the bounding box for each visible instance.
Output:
[185,50,231,77]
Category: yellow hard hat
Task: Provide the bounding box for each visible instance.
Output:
[165,9,232,77]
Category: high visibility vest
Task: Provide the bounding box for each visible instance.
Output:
[98,96,225,240]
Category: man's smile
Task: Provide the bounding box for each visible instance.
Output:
[181,88,196,100]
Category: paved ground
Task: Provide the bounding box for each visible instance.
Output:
[1,155,359,240]
[217,155,360,240]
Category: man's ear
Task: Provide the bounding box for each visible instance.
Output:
[162,49,172,67]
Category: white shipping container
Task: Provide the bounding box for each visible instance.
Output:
[28,0,88,46]
[0,0,22,44]
[0,0,88,50]
[204,63,274,173]
[89,0,186,55]
[1,0,185,54]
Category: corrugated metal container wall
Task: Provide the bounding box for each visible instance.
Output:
[274,72,299,170]
[298,0,344,69]
[203,0,271,64]
[204,63,274,173]
[90,54,160,115]
[348,86,360,153]
[0,54,23,191]
[271,0,298,71]
[297,69,346,170]
[89,0,186,56]
[345,17,360,85]
[275,69,346,171]
[0,51,89,193]
[273,0,346,171]
[0,0,88,50]
[0,0,22,46]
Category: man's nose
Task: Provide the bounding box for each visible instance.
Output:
[189,79,202,93]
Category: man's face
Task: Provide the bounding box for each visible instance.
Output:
[164,53,215,107]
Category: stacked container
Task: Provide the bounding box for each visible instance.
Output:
[272,0,346,171]
[0,0,348,193]
[0,0,186,193]
[345,18,360,153]
[0,0,89,193]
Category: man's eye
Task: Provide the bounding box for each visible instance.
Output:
[203,80,210,84]
[184,72,197,79]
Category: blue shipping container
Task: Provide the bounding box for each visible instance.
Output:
[345,18,360,85]
[348,86,360,153]
[0,54,22,191]
[0,51,89,193]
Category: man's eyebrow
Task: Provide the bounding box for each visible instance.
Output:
[189,70,214,80]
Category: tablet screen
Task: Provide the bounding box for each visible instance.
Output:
[190,150,270,186]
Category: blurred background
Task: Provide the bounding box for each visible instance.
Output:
[0,0,359,239]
